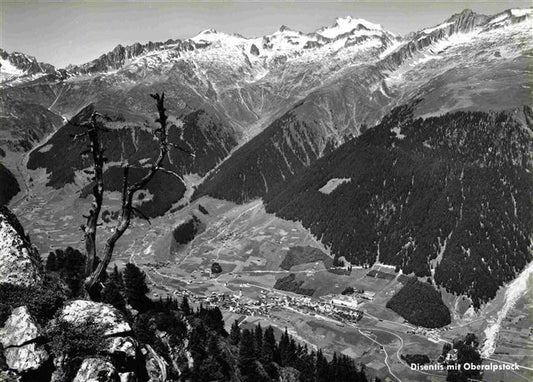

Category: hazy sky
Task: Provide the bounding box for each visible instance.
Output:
[1,1,530,68]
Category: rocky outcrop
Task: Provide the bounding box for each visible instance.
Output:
[50,355,67,382]
[3,344,49,373]
[0,306,41,348]
[144,345,167,382]
[0,306,49,373]
[106,336,137,363]
[73,357,119,382]
[250,44,260,56]
[51,300,139,378]
[59,300,131,336]
[0,206,42,287]
[0,371,22,381]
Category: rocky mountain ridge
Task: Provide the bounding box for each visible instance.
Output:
[2,8,528,82]
[194,7,532,203]
[0,49,58,83]
[0,7,529,226]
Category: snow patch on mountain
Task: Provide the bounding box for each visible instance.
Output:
[422,22,454,34]
[191,29,245,45]
[391,126,406,139]
[0,58,24,75]
[510,8,531,18]
[319,178,351,194]
[317,16,384,39]
[487,8,531,28]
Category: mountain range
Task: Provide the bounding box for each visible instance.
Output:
[1,7,532,307]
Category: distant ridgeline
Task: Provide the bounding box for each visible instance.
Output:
[264,102,533,307]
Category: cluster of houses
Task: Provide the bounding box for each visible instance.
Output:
[406,327,442,343]
[169,284,365,325]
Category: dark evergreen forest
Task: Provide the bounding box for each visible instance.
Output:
[386,278,451,328]
[265,103,533,307]
[0,163,20,206]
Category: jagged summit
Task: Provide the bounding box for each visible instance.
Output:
[278,25,294,32]
[195,27,218,37]
[316,15,385,39]
[445,8,488,30]
[0,49,57,81]
[1,6,530,81]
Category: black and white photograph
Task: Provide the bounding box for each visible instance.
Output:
[0,0,532,381]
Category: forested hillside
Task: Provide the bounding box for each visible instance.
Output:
[265,103,533,306]
[386,278,451,328]
[28,105,236,216]
[194,110,334,203]
[0,163,20,206]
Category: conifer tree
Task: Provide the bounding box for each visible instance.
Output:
[101,278,126,312]
[61,247,86,297]
[207,335,219,355]
[278,328,291,366]
[204,306,224,333]
[54,249,66,269]
[45,251,57,272]
[180,295,191,315]
[316,350,329,382]
[229,319,241,345]
[297,349,315,382]
[254,324,263,358]
[262,326,276,363]
[109,264,124,291]
[123,263,150,311]
[189,323,208,362]
[238,329,259,382]
[262,325,278,379]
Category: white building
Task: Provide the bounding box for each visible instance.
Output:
[362,291,375,301]
[331,295,358,309]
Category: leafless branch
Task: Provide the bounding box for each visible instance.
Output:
[84,92,172,295]
[132,207,151,225]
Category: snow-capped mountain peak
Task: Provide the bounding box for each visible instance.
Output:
[486,7,532,28]
[317,16,384,39]
[192,28,226,42]
[0,49,57,82]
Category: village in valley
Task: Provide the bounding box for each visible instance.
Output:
[13,182,532,382]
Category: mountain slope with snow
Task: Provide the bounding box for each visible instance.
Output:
[1,8,531,218]
[195,8,532,203]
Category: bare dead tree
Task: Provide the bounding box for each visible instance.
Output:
[75,92,193,297]
[73,113,108,278]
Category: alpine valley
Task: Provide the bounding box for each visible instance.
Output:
[1,7,532,382]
